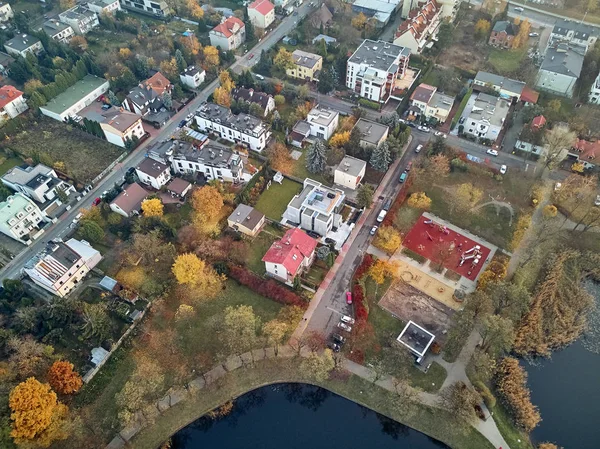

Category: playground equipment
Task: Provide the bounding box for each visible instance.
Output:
[459,246,483,267]
[424,219,433,225]
[462,245,481,256]
[426,231,434,241]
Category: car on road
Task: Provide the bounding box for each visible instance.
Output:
[248,53,254,59]
[126,167,136,175]
[406,161,413,171]
[72,212,83,224]
[399,171,408,183]
[370,225,378,236]
[293,10,298,15]
[486,149,499,156]
[337,322,352,332]
[92,197,101,206]
[434,131,446,138]
[340,316,355,326]
[101,104,112,110]
[459,116,466,125]
[406,122,416,128]
[529,32,539,37]
[418,125,430,133]
[100,190,109,198]
[500,165,507,175]
[177,120,187,129]
[346,291,352,304]
[515,6,524,11]
[415,144,423,153]
[376,209,387,223]
[595,195,600,206]
[328,342,341,352]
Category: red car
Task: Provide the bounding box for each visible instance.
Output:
[248,53,254,59]
[92,197,101,206]
[346,291,352,304]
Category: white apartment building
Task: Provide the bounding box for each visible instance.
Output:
[42,20,75,44]
[247,0,275,29]
[0,2,14,22]
[58,5,99,35]
[0,86,27,122]
[306,105,339,140]
[462,92,510,142]
[135,157,171,190]
[24,239,101,297]
[282,178,345,237]
[0,194,45,245]
[179,65,206,89]
[99,109,145,148]
[195,102,271,152]
[86,0,121,15]
[4,34,44,58]
[209,17,246,51]
[549,19,598,53]
[39,75,109,122]
[346,39,411,104]
[536,45,584,98]
[120,0,172,17]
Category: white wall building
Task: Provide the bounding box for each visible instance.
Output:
[86,0,121,15]
[334,156,366,190]
[0,2,14,22]
[42,20,75,44]
[179,65,206,89]
[58,5,99,35]
[39,75,109,122]
[463,92,510,142]
[247,0,275,29]
[0,86,27,122]
[535,46,584,98]
[262,227,317,285]
[306,105,339,140]
[195,102,271,152]
[120,0,171,17]
[109,182,148,217]
[549,19,598,53]
[135,157,171,190]
[473,71,525,101]
[4,34,44,58]
[99,109,145,148]
[588,72,600,104]
[209,17,246,51]
[0,194,45,245]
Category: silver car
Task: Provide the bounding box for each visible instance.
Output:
[337,322,352,332]
[341,315,355,325]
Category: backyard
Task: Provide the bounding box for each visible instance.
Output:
[487,48,527,74]
[0,150,24,175]
[254,177,302,220]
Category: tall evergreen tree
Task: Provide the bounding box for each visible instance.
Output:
[306,139,328,173]
[175,49,187,72]
[370,142,392,172]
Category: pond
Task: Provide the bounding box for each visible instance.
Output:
[171,384,449,449]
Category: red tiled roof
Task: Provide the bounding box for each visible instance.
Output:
[520,86,539,104]
[395,0,440,41]
[262,228,317,276]
[143,72,171,95]
[212,17,245,38]
[248,0,274,16]
[410,83,436,103]
[0,85,23,110]
[531,115,546,129]
[573,139,600,163]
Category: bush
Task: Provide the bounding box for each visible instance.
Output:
[351,254,374,324]
[474,381,496,408]
[401,248,426,264]
[358,98,380,110]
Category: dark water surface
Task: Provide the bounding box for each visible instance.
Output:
[172,383,449,449]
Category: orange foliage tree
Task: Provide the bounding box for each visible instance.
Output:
[47,361,83,395]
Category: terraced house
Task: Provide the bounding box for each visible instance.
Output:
[393,0,441,54]
[119,0,171,17]
[58,5,99,35]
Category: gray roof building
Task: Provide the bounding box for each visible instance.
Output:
[492,20,517,35]
[228,204,265,232]
[474,71,525,98]
[348,39,411,72]
[4,34,41,53]
[291,50,322,69]
[353,118,389,147]
[540,46,584,78]
[136,157,169,179]
[336,156,367,178]
[196,102,267,136]
[552,18,598,41]
[42,19,72,37]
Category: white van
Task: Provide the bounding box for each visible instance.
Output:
[255,74,265,80]
[377,210,387,223]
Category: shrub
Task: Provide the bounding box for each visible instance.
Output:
[358,98,380,110]
[351,254,374,324]
[382,175,413,226]
[401,248,426,264]
[474,381,496,408]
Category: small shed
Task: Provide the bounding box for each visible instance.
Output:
[90,347,110,366]
[396,320,435,364]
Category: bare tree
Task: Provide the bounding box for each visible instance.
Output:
[543,125,576,171]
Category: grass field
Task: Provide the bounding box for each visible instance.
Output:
[246,231,279,275]
[0,151,24,175]
[291,151,330,186]
[488,48,527,74]
[491,403,535,449]
[254,177,301,220]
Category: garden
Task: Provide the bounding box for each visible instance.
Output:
[254,177,302,221]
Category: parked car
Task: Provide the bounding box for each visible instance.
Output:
[595,195,600,206]
[178,119,187,128]
[345,291,353,304]
[415,144,423,153]
[328,342,341,352]
[92,197,101,206]
[529,32,539,37]
[255,74,265,80]
[337,322,352,332]
[515,6,524,11]
[459,116,466,125]
[101,103,112,110]
[340,316,355,326]
[126,167,136,175]
[399,171,408,183]
[500,165,507,175]
[306,230,320,239]
[332,333,346,345]
[72,212,83,224]
[376,209,387,223]
[486,149,499,156]
[418,125,430,133]
[406,161,413,171]
[434,131,446,138]
[248,53,254,59]
[370,225,378,236]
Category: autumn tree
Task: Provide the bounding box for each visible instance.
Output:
[329,131,350,148]
[191,185,224,234]
[368,260,397,294]
[374,226,402,254]
[222,305,258,355]
[538,444,560,449]
[542,204,558,218]
[141,198,164,217]
[8,337,55,379]
[571,161,585,173]
[474,19,491,40]
[262,319,289,355]
[172,253,223,298]
[69,36,88,53]
[512,19,531,48]
[213,86,232,107]
[438,381,481,426]
[543,125,576,171]
[485,280,531,322]
[449,183,483,212]
[186,0,204,18]
[59,0,75,10]
[265,142,293,174]
[356,184,374,209]
[479,315,514,357]
[159,57,179,81]
[219,70,235,92]
[417,154,449,187]
[407,192,432,209]
[273,48,294,71]
[174,304,195,327]
[299,349,335,382]
[351,12,368,30]
[204,45,220,66]
[47,361,83,395]
[180,34,202,56]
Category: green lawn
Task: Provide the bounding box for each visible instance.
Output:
[254,177,302,220]
[291,151,331,186]
[488,48,527,74]
[0,151,23,175]
[410,362,447,392]
[491,403,535,449]
[246,231,279,275]
[164,202,192,229]
[302,262,329,288]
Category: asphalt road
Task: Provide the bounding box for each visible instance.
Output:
[0,3,318,282]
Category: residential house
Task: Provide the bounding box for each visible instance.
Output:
[535,45,584,98]
[209,17,246,51]
[352,0,402,27]
[109,182,148,217]
[42,20,75,44]
[228,203,265,237]
[353,118,389,148]
[531,115,546,130]
[231,87,275,116]
[0,193,45,244]
[0,52,13,77]
[409,83,454,123]
[473,71,525,100]
[195,102,271,152]
[568,139,600,169]
[262,227,317,285]
[588,71,600,104]
[287,50,323,82]
[100,109,145,148]
[247,0,275,29]
[410,83,436,116]
[179,65,206,89]
[58,5,99,35]
[122,72,172,115]
[489,20,518,49]
[402,0,458,19]
[393,0,441,54]
[514,140,545,158]
[135,157,171,190]
[346,39,411,104]
[1,164,76,217]
[24,239,101,297]
[282,178,345,236]
[306,105,339,140]
[86,0,121,15]
[148,139,254,183]
[4,34,44,58]
[0,86,27,121]
[288,120,311,148]
[463,92,510,142]
[0,2,13,22]
[120,0,171,17]
[166,177,192,199]
[334,156,367,190]
[549,18,598,53]
[39,75,109,121]
[310,3,333,28]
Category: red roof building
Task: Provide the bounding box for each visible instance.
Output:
[209,17,246,50]
[0,85,27,120]
[393,0,441,54]
[262,227,317,284]
[531,115,546,130]
[569,139,600,169]
[248,0,275,29]
[520,86,539,104]
[143,72,172,96]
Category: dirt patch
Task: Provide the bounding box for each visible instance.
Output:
[379,281,455,344]
[437,11,489,73]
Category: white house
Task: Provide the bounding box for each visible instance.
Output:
[86,0,121,15]
[473,71,525,100]
[24,239,101,298]
[209,16,246,51]
[0,2,14,22]
[179,65,206,89]
[195,102,271,152]
[588,72,600,104]
[402,0,457,20]
[39,75,109,122]
[393,0,441,54]
[122,72,172,116]
[120,0,171,17]
[135,157,171,190]
[4,34,44,58]
[42,20,75,44]
[535,45,584,98]
[58,5,99,35]
[231,87,275,116]
[247,0,275,29]
[109,182,148,217]
[346,39,411,103]
[262,227,317,285]
[410,84,455,123]
[0,194,45,244]
[549,19,598,53]
[306,105,339,141]
[0,86,27,121]
[282,178,345,237]
[463,92,510,142]
[99,109,145,148]
[334,156,367,190]
[353,118,389,148]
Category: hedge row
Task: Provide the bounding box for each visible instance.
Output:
[352,254,374,324]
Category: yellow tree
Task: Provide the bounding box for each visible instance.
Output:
[329,131,350,147]
[262,319,289,355]
[474,19,491,40]
[159,57,179,81]
[266,142,293,174]
[407,192,432,210]
[571,162,585,173]
[368,260,397,294]
[219,70,235,92]
[59,0,75,10]
[542,204,558,218]
[181,35,202,56]
[204,46,220,66]
[24,79,44,95]
[118,47,132,60]
[186,0,204,18]
[351,12,367,30]
[191,185,224,223]
[175,304,196,328]
[69,36,88,53]
[273,48,294,70]
[141,198,164,217]
[213,86,231,107]
[374,226,402,254]
[47,361,83,395]
[172,253,224,297]
[513,19,531,48]
[117,266,147,292]
[450,183,483,212]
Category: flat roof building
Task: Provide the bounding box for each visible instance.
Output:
[353,118,389,148]
[334,156,367,190]
[396,320,435,363]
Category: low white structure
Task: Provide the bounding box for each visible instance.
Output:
[195,102,271,152]
[24,239,101,298]
[109,183,148,217]
[209,16,246,50]
[120,0,171,17]
[42,20,75,44]
[4,34,44,58]
[0,194,45,244]
[283,178,345,237]
[396,320,435,364]
[135,157,171,190]
[39,75,109,122]
[0,2,14,22]
[0,86,27,121]
[179,65,206,89]
[99,109,145,148]
[247,0,275,29]
[306,105,339,140]
[58,5,99,35]
[86,0,121,15]
[536,45,584,98]
[334,156,366,190]
[462,92,510,142]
